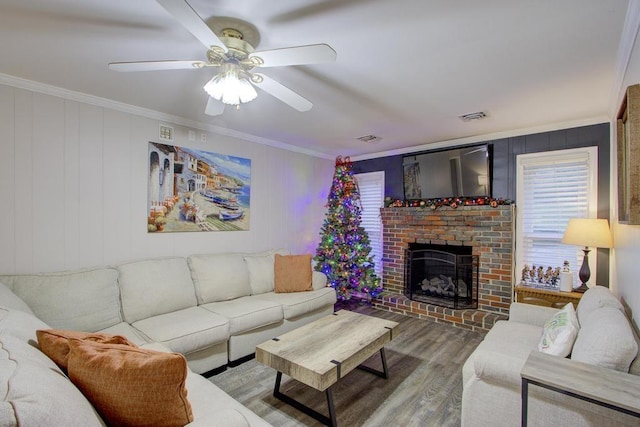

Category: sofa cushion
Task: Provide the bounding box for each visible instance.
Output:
[576,285,624,325]
[0,333,104,426]
[479,320,543,359]
[0,281,34,314]
[462,319,543,387]
[0,267,121,332]
[67,339,193,427]
[131,307,229,355]
[274,254,313,293]
[185,371,271,427]
[98,322,151,346]
[571,306,638,372]
[36,329,137,371]
[244,254,275,295]
[537,303,579,357]
[118,257,197,323]
[201,296,283,335]
[253,287,337,319]
[188,253,252,303]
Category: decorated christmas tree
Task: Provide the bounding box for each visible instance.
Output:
[315,156,382,300]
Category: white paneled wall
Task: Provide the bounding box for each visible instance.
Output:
[0,84,333,274]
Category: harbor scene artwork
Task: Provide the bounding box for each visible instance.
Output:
[148,142,251,232]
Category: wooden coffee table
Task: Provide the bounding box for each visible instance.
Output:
[255,310,399,426]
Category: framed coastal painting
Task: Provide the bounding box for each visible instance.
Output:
[147,142,251,232]
[617,84,640,225]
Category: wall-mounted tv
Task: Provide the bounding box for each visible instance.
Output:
[403,144,492,199]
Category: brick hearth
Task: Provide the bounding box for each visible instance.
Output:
[372,205,514,333]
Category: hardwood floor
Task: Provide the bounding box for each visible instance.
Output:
[209,304,485,426]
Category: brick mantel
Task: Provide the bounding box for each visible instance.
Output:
[374,205,514,331]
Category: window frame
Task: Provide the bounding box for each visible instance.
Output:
[354,171,385,280]
[515,147,598,287]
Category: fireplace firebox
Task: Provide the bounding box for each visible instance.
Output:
[404,242,478,309]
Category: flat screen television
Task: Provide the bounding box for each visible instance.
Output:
[403,144,492,199]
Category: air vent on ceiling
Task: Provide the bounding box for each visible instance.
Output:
[356,134,383,143]
[459,111,487,122]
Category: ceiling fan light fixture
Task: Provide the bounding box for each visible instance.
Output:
[203,62,257,106]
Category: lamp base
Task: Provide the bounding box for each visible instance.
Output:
[573,247,591,293]
[573,282,589,293]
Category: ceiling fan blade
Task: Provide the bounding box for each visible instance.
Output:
[109,60,206,72]
[252,73,312,112]
[156,0,227,51]
[205,97,225,116]
[250,44,336,67]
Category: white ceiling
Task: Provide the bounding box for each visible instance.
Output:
[0,0,630,158]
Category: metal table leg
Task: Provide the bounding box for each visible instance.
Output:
[273,371,336,427]
[357,347,389,379]
[521,377,528,427]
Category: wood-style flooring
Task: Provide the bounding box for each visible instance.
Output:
[209,304,485,426]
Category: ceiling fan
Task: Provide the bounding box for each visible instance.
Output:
[109,0,337,116]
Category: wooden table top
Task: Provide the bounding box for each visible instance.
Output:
[256,310,399,391]
[521,351,640,415]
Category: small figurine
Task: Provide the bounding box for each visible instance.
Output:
[563,260,571,273]
[521,264,530,282]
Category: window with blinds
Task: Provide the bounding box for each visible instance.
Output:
[515,147,598,286]
[355,171,385,279]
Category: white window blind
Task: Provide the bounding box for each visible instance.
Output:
[355,172,385,279]
[515,147,598,286]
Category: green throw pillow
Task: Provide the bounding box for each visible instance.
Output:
[537,303,580,357]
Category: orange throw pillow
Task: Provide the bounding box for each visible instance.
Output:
[274,254,313,293]
[36,329,137,371]
[67,339,193,427]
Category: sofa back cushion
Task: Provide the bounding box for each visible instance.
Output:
[0,281,34,314]
[117,257,197,323]
[0,268,121,332]
[188,254,252,303]
[244,249,290,295]
[0,307,50,344]
[576,285,624,325]
[571,306,638,372]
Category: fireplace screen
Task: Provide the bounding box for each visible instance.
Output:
[404,243,478,309]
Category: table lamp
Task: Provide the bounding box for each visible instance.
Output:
[561,218,613,293]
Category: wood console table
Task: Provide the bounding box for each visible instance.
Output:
[521,351,640,426]
[514,285,583,309]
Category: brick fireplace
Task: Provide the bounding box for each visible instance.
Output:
[372,205,514,332]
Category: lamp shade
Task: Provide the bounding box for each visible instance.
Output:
[561,218,613,248]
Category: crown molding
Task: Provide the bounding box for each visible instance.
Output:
[350,116,609,161]
[608,0,640,117]
[0,73,334,160]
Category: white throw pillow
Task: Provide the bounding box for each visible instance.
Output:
[537,303,580,357]
[244,254,275,295]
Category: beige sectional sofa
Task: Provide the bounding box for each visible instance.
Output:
[462,286,640,426]
[0,249,336,426]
